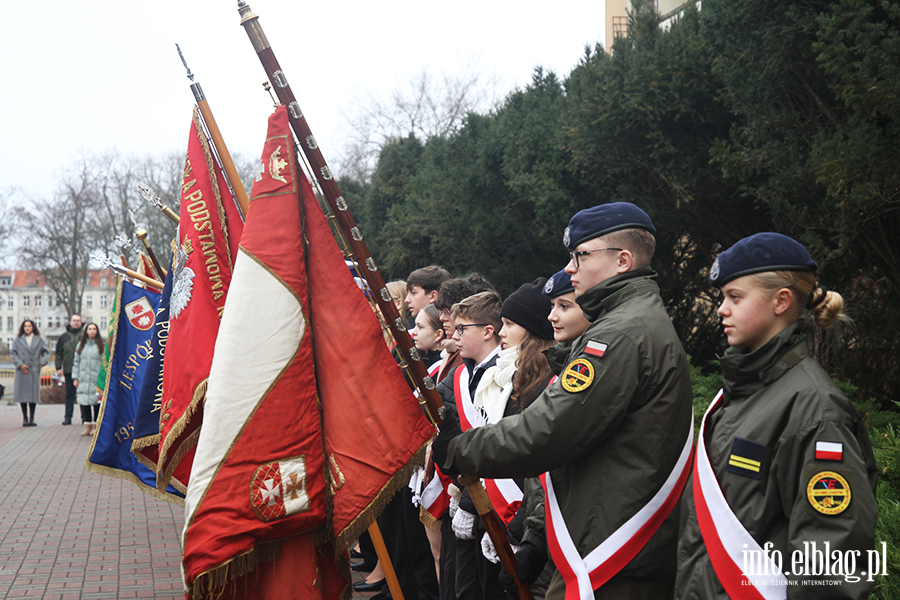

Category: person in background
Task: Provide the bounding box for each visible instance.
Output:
[406,265,452,318]
[72,323,105,437]
[676,232,878,599]
[55,314,84,425]
[387,280,415,330]
[11,319,49,427]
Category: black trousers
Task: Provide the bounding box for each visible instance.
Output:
[80,404,100,423]
[377,486,440,600]
[64,373,76,421]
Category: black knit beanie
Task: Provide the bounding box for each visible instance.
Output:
[500,278,555,341]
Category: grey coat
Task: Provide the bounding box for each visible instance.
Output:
[72,342,103,406]
[10,335,49,404]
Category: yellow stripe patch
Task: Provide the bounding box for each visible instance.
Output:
[729,455,761,472]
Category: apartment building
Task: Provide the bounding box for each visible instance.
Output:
[0,270,118,353]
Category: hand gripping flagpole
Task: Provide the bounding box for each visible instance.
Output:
[236,4,533,600]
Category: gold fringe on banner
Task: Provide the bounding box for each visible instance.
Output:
[334,441,430,552]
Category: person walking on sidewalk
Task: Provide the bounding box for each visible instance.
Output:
[11,319,49,427]
[55,314,83,425]
[72,323,105,437]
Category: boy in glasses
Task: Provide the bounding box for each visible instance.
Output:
[435,202,693,600]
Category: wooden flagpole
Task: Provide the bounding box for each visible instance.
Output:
[236,4,533,599]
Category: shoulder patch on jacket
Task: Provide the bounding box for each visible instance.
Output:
[561,358,594,393]
[726,438,766,479]
[583,340,608,358]
[807,470,851,515]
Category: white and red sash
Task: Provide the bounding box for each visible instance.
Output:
[540,415,694,600]
[693,390,787,599]
[454,366,523,525]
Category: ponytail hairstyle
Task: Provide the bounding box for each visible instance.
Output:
[77,323,106,355]
[750,271,849,329]
[510,331,555,408]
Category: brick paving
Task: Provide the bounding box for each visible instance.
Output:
[0,401,377,599]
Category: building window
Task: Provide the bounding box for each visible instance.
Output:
[101,317,108,331]
[100,296,108,309]
[47,296,53,307]
[6,317,12,331]
[7,297,12,309]
[35,295,42,307]
[101,276,109,288]
[35,317,41,329]
[86,296,93,309]
[56,316,61,328]
[23,295,30,307]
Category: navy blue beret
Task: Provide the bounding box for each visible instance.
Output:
[564,202,656,250]
[541,269,575,298]
[709,232,818,288]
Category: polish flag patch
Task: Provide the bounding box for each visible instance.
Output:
[815,441,843,461]
[584,341,608,358]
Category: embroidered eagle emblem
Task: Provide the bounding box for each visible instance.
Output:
[170,239,195,320]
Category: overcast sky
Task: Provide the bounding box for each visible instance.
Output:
[1,0,606,199]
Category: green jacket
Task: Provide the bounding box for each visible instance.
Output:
[445,268,694,583]
[676,322,878,599]
[55,324,85,374]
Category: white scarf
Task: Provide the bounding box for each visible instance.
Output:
[473,345,518,425]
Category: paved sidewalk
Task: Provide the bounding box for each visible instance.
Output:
[0,402,184,599]
[0,401,379,599]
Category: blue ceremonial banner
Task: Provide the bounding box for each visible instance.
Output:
[130,261,176,488]
[86,278,184,504]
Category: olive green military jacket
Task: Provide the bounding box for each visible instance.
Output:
[445,268,694,581]
[676,322,878,599]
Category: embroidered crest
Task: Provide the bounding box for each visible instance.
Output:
[269,145,289,183]
[561,358,594,393]
[563,226,571,248]
[807,471,851,515]
[726,438,766,479]
[170,239,195,320]
[710,257,720,281]
[544,278,555,294]
[250,456,310,522]
[125,296,155,331]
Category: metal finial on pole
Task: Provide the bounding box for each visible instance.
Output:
[90,250,164,290]
[138,185,180,224]
[262,81,279,107]
[176,43,195,82]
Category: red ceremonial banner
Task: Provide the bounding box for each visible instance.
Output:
[301,149,435,549]
[155,108,243,491]
[181,106,328,598]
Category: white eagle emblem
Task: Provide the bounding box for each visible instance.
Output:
[170,241,195,320]
[710,257,721,282]
[544,278,555,294]
[563,226,571,248]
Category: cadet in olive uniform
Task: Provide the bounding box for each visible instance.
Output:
[434,203,694,600]
[676,233,878,600]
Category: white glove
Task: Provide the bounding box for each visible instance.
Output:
[448,484,462,518]
[481,532,519,564]
[481,532,499,564]
[452,508,477,540]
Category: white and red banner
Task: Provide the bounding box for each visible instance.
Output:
[693,390,787,600]
[453,366,523,526]
[182,107,327,596]
[541,415,694,600]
